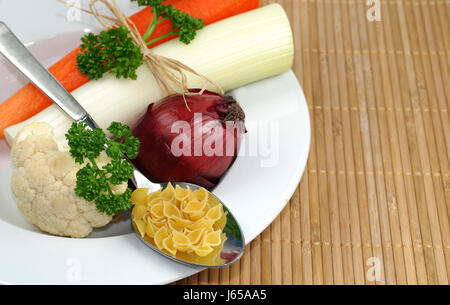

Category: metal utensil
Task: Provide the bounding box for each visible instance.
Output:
[0,21,245,268]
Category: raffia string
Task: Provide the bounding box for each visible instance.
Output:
[58,0,224,101]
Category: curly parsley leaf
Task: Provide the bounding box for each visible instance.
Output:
[95,189,133,216]
[106,122,140,160]
[103,159,134,185]
[161,2,204,45]
[66,122,107,163]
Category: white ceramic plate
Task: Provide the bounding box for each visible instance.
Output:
[0,0,310,284]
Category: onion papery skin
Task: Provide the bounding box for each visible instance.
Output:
[131,89,246,190]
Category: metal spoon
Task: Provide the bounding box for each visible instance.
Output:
[0,21,245,268]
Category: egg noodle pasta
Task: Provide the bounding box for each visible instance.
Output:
[131,183,227,264]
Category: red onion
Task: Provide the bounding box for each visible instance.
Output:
[131,89,246,190]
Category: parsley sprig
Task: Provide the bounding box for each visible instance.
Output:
[133,0,204,45]
[77,27,143,80]
[76,0,204,80]
[66,122,140,215]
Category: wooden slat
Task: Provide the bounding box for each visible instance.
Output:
[375,0,418,285]
[175,0,450,285]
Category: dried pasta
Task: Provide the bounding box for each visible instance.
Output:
[131,183,227,262]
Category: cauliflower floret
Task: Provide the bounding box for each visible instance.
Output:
[10,122,126,238]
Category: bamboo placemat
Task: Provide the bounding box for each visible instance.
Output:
[175,0,450,285]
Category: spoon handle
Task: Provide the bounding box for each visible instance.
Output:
[0,21,95,127]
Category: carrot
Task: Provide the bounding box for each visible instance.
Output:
[0,0,260,138]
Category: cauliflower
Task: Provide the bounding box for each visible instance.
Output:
[10,122,127,238]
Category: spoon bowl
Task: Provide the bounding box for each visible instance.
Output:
[131,170,245,268]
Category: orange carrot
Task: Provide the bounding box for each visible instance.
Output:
[0,0,261,138]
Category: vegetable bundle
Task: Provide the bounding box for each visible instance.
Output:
[4,4,294,145]
[0,0,261,138]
